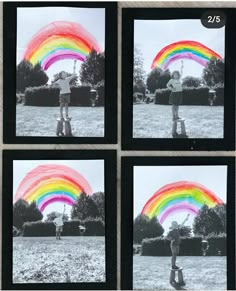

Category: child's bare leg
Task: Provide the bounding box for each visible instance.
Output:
[65,103,69,118]
[172,106,176,120]
[172,254,176,267]
[60,103,64,119]
[176,105,179,118]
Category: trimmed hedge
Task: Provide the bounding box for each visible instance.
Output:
[83,217,105,236]
[96,84,105,106]
[141,237,202,256]
[214,86,224,105]
[206,235,226,256]
[154,88,171,105]
[23,218,105,237]
[155,86,224,105]
[142,237,170,256]
[24,85,92,107]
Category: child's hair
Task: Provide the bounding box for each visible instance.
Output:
[171,70,181,79]
[59,71,66,79]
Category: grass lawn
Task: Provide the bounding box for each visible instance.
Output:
[13,236,105,283]
[133,104,224,138]
[16,104,104,137]
[133,255,226,290]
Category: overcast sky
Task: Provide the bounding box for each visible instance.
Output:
[13,160,104,219]
[17,7,105,82]
[134,165,227,233]
[134,19,225,78]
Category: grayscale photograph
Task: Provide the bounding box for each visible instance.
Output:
[16,7,105,137]
[133,19,225,139]
[133,165,227,290]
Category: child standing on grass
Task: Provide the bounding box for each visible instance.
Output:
[53,205,66,240]
[53,60,77,120]
[166,214,189,270]
[166,61,184,122]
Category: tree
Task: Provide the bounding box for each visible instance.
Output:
[80,50,105,87]
[71,192,100,220]
[182,76,202,88]
[179,225,192,237]
[202,57,224,87]
[133,214,164,244]
[45,211,69,223]
[51,72,78,86]
[16,60,48,92]
[92,192,105,221]
[133,47,146,85]
[13,199,43,229]
[146,68,171,93]
[213,204,226,232]
[193,204,226,236]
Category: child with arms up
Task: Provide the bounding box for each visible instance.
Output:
[53,60,77,120]
[166,213,190,270]
[53,205,66,240]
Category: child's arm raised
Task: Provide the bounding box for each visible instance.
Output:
[180,214,190,226]
[67,60,77,81]
[180,60,184,78]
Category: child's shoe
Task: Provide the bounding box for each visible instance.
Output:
[172,265,180,270]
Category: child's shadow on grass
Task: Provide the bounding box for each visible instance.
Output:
[171,282,187,290]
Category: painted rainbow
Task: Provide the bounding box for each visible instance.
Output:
[23,21,101,70]
[141,181,223,224]
[14,164,93,212]
[151,40,222,70]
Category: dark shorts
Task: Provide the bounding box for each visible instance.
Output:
[171,244,180,255]
[56,226,63,232]
[59,93,70,105]
[169,91,183,105]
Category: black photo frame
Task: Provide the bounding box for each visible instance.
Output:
[122,8,236,150]
[121,156,235,290]
[3,2,117,144]
[2,150,117,290]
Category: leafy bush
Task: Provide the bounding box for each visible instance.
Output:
[133,215,164,244]
[155,87,211,105]
[83,217,105,236]
[23,218,105,237]
[182,76,201,88]
[193,204,226,236]
[213,85,224,105]
[95,82,105,106]
[179,237,202,256]
[13,199,43,230]
[142,237,170,256]
[23,221,55,237]
[24,85,92,106]
[154,88,171,104]
[141,237,202,256]
[206,234,226,256]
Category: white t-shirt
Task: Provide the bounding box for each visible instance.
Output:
[53,216,64,226]
[55,75,74,94]
[167,78,182,92]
